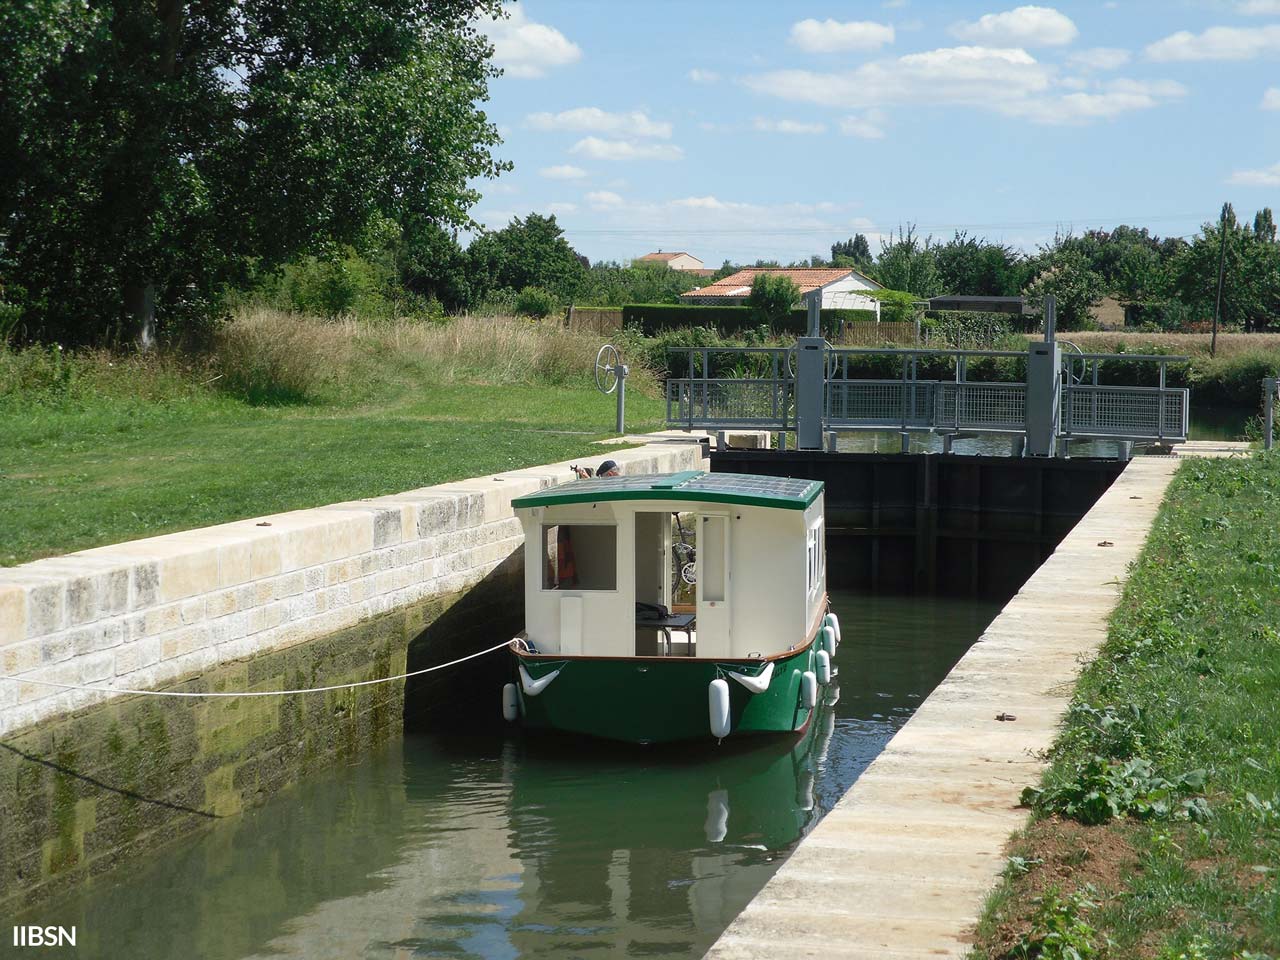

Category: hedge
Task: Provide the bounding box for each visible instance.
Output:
[621,303,878,336]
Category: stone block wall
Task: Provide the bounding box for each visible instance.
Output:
[0,438,706,908]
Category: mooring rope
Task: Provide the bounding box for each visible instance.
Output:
[0,639,513,699]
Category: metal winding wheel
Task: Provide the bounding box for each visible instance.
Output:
[594,344,628,433]
[595,344,621,395]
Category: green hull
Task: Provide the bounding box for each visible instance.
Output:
[513,643,817,745]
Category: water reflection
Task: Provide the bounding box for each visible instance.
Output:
[22,593,998,960]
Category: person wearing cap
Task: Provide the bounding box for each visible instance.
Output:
[596,459,620,477]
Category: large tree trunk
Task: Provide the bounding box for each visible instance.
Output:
[124,282,156,351]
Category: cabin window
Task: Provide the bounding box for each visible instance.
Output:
[807,519,825,596]
[542,524,617,591]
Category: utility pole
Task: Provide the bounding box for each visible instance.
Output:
[1211,202,1232,359]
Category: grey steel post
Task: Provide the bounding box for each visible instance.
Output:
[1266,376,1277,451]
[1043,294,1057,343]
[1025,340,1062,457]
[795,337,827,450]
[806,290,821,338]
[616,363,628,435]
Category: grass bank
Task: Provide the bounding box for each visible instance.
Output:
[971,452,1280,960]
[0,312,665,566]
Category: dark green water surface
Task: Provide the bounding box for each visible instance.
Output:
[22,592,1000,959]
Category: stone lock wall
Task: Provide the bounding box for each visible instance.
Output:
[0,439,706,910]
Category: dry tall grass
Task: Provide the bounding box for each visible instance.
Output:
[216,310,653,403]
[1037,331,1280,358]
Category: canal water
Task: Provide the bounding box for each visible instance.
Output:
[25,591,1001,959]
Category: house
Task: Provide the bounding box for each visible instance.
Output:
[680,267,882,312]
[634,251,706,272]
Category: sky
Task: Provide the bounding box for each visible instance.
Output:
[471,1,1280,266]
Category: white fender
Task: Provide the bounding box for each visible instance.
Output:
[501,683,519,721]
[823,612,842,647]
[820,626,837,658]
[518,664,561,697]
[815,649,831,685]
[725,662,774,695]
[801,671,818,710]
[709,678,731,739]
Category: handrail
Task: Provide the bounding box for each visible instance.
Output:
[1072,353,1191,363]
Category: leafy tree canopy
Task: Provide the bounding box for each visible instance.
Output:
[466,212,587,303]
[1,0,508,344]
[747,273,801,326]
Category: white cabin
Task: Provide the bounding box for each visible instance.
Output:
[510,472,827,660]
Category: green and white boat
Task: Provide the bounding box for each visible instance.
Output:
[501,470,841,745]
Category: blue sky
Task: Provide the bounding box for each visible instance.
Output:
[472,1,1280,266]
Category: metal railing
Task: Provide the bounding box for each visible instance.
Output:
[1061,385,1187,440]
[664,342,1192,447]
[666,377,794,429]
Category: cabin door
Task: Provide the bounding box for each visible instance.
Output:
[695,513,731,657]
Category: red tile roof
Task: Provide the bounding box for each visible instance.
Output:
[679,268,874,299]
[636,251,696,262]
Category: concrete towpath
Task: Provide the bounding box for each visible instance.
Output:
[704,456,1183,960]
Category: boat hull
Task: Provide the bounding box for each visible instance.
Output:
[512,642,816,745]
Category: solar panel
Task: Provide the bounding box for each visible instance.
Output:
[511,471,823,511]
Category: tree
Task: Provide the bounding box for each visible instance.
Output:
[875,226,941,298]
[747,273,801,326]
[1,0,508,345]
[831,235,873,270]
[466,213,587,304]
[933,231,1027,297]
[399,221,474,313]
[1165,208,1280,332]
[1022,247,1105,331]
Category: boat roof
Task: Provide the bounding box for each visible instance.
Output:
[511,471,823,511]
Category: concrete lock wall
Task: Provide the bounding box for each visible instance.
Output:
[0,438,707,911]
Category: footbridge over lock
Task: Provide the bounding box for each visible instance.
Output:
[665,295,1190,458]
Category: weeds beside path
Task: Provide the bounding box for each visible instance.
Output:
[971,452,1280,960]
[0,314,665,565]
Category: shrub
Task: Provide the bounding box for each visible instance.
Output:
[514,286,558,318]
[748,273,801,326]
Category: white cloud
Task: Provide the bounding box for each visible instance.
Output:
[840,112,887,138]
[746,47,1182,125]
[539,164,588,180]
[1068,47,1131,70]
[1146,24,1280,61]
[1229,161,1280,186]
[745,46,1053,110]
[1238,0,1280,13]
[478,5,582,78]
[790,19,895,53]
[545,202,578,215]
[1006,78,1187,124]
[672,195,751,211]
[753,117,827,134]
[950,6,1079,47]
[570,137,683,161]
[1264,87,1280,109]
[689,68,720,83]
[586,190,624,208]
[527,107,671,139]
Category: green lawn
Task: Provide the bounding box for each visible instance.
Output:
[0,382,668,566]
[971,452,1280,960]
